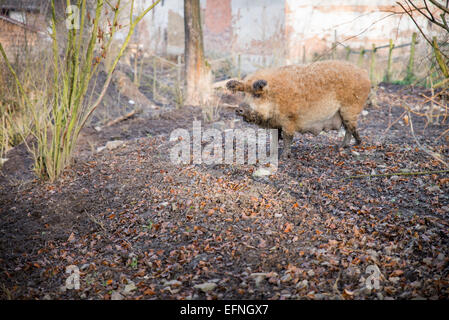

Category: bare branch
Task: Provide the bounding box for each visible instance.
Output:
[397,0,449,61]
[429,0,449,14]
[423,0,436,21]
[406,0,433,21]
[397,1,433,46]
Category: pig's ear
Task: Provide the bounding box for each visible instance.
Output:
[226,80,246,92]
[252,79,268,92]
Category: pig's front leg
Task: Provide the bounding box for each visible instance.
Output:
[280,133,293,160]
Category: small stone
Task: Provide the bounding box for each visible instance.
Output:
[437,253,445,261]
[194,282,217,292]
[164,280,182,287]
[250,273,271,287]
[123,281,137,294]
[106,140,125,150]
[307,270,315,277]
[250,272,270,278]
[366,249,379,260]
[296,279,308,290]
[314,293,325,299]
[80,264,90,271]
[111,291,124,300]
[427,185,441,193]
[389,277,400,284]
[253,168,272,178]
[281,274,292,282]
[362,110,369,116]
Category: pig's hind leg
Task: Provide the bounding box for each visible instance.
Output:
[339,109,362,147]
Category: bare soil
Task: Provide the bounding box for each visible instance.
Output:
[0,83,448,300]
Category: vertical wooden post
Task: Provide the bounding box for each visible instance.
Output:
[405,32,417,83]
[237,53,241,80]
[176,55,183,108]
[370,44,376,83]
[432,36,449,78]
[302,45,306,64]
[152,56,157,99]
[133,50,138,85]
[358,48,365,67]
[177,55,182,85]
[384,39,394,82]
[332,30,337,59]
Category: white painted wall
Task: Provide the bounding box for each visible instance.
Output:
[130,0,441,72]
[285,0,438,63]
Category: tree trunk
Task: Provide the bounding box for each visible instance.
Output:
[184,0,211,106]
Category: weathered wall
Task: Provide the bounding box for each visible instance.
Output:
[133,0,440,73]
[203,0,232,54]
[0,12,45,60]
[131,0,185,56]
[137,0,285,72]
[229,0,285,72]
[284,0,436,63]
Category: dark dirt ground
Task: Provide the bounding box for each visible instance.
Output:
[0,82,448,300]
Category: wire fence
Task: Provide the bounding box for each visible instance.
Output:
[126,31,447,110]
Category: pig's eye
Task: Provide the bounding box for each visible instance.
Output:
[252,93,262,98]
[253,79,267,91]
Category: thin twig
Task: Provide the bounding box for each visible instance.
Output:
[104,108,140,127]
[344,169,449,180]
[407,107,449,167]
[382,110,407,136]
[436,127,449,140]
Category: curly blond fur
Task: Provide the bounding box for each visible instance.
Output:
[227,60,371,157]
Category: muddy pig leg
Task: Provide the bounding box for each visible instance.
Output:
[339,109,362,147]
[281,133,293,159]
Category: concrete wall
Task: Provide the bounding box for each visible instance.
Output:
[131,0,441,72]
[284,0,437,63]
[136,0,285,72]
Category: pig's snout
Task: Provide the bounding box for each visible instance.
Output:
[235,103,249,117]
[235,107,244,116]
